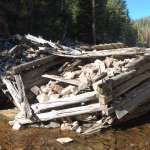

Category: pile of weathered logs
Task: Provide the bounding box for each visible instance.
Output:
[1,34,150,135]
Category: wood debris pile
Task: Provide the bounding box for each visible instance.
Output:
[1,35,150,135]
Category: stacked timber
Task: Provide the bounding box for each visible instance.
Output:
[2,34,150,135]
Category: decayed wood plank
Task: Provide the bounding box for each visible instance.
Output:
[49,47,145,58]
[115,79,150,119]
[2,75,33,119]
[32,91,97,113]
[42,74,79,86]
[108,61,150,88]
[14,75,32,118]
[114,71,150,97]
[117,102,150,123]
[125,56,150,70]
[1,77,22,110]
[16,103,102,125]
[11,56,57,74]
[92,42,125,50]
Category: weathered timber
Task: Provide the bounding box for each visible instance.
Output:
[1,77,22,110]
[14,75,32,118]
[49,47,145,58]
[42,74,80,86]
[118,102,150,123]
[93,72,107,82]
[11,56,57,74]
[114,71,150,98]
[1,75,33,119]
[92,42,125,50]
[16,103,102,125]
[109,61,150,88]
[125,56,150,70]
[83,116,114,135]
[115,79,150,119]
[31,91,97,113]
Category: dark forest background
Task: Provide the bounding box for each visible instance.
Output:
[0,0,149,46]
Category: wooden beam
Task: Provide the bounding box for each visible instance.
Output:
[17,103,102,125]
[115,79,150,119]
[42,74,79,86]
[11,56,57,74]
[31,91,97,113]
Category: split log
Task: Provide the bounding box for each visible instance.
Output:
[14,75,32,118]
[11,56,57,74]
[115,79,150,119]
[16,103,102,125]
[114,71,150,98]
[42,74,80,86]
[32,91,97,113]
[105,61,150,88]
[118,102,150,123]
[1,75,33,119]
[125,56,150,70]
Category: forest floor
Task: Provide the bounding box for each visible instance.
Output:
[0,107,150,150]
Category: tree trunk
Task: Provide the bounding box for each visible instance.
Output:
[92,0,96,44]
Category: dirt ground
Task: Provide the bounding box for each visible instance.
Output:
[0,108,150,150]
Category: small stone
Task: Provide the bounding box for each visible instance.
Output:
[12,122,21,130]
[104,57,113,68]
[76,126,82,133]
[30,86,40,96]
[45,122,60,128]
[9,120,15,126]
[51,84,63,94]
[0,145,2,150]
[86,115,97,121]
[56,137,73,144]
[40,85,50,94]
[36,93,49,103]
[61,122,72,131]
[61,85,77,96]
[71,121,79,130]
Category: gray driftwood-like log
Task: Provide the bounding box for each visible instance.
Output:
[1,77,22,110]
[2,75,33,119]
[115,79,150,119]
[107,61,150,88]
[42,74,80,86]
[125,56,150,70]
[16,103,102,125]
[114,71,150,98]
[14,75,32,118]
[49,47,144,58]
[92,42,125,50]
[31,91,97,113]
[11,56,57,74]
[119,102,150,123]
